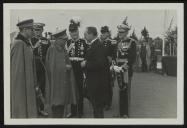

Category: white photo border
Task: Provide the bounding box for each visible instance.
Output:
[3,3,184,125]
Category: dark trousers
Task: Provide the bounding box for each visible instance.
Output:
[150,59,157,71]
[119,77,131,117]
[141,57,147,72]
[91,101,104,118]
[51,105,65,118]
[106,72,114,107]
[35,60,46,113]
[71,95,83,117]
[104,83,113,108]
[71,61,84,117]
[119,88,128,117]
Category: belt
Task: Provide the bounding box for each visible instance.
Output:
[116,59,128,63]
[69,57,84,61]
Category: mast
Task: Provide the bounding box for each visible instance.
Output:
[162,10,167,56]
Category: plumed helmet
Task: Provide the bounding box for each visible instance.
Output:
[69,17,81,32]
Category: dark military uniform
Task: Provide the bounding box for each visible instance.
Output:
[31,37,50,115]
[66,38,87,117]
[114,37,136,117]
[100,38,116,109]
[101,38,116,59]
[11,19,39,118]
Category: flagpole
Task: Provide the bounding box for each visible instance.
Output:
[162,10,167,56]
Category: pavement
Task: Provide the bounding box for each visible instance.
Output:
[82,72,177,118]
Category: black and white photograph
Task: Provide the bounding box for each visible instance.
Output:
[3,3,184,125]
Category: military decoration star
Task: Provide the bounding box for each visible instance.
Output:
[80,43,84,50]
[80,43,84,55]
[71,46,75,57]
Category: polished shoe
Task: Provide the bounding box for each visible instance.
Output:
[66,113,76,118]
[39,110,49,117]
[122,115,129,118]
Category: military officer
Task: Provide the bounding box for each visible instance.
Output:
[112,17,136,118]
[140,40,148,72]
[11,19,38,118]
[81,26,109,118]
[65,18,87,118]
[31,22,50,117]
[100,26,116,110]
[45,29,77,118]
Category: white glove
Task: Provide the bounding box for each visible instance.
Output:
[113,66,123,73]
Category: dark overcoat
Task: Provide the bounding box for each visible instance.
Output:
[11,34,37,118]
[84,38,110,107]
[45,40,78,115]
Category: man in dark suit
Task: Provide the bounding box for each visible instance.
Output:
[81,27,109,118]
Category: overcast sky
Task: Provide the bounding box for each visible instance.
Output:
[10,9,177,39]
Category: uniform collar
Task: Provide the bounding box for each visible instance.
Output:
[16,33,31,46]
[100,37,109,42]
[104,37,111,43]
[121,37,129,42]
[70,37,80,42]
[91,37,98,44]
[121,38,130,44]
[54,40,65,51]
[85,37,98,45]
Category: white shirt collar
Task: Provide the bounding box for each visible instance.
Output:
[85,37,98,46]
[91,37,98,44]
[70,37,80,42]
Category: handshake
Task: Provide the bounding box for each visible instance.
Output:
[110,64,128,73]
[110,65,123,73]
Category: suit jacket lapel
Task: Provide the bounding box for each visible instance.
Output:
[86,39,99,59]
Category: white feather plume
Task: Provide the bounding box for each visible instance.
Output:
[70,16,81,27]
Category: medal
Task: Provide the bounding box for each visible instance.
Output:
[80,44,84,50]
[70,46,75,56]
[71,49,75,56]
[70,43,75,56]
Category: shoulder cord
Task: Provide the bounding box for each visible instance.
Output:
[65,40,75,54]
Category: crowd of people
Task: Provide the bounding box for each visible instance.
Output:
[135,39,158,72]
[11,17,137,118]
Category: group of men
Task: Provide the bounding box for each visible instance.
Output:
[10,17,136,118]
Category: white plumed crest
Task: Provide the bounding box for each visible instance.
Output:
[70,16,81,27]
